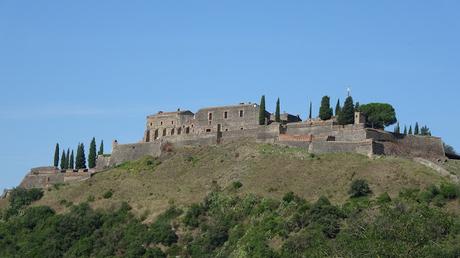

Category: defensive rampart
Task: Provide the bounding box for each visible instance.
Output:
[19,167,93,189]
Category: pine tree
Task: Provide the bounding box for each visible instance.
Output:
[60,150,67,170]
[53,143,60,167]
[275,98,281,123]
[258,95,266,125]
[335,99,341,117]
[88,137,97,169]
[66,149,70,169]
[69,150,74,170]
[404,125,407,135]
[98,140,104,155]
[319,96,333,120]
[408,125,413,135]
[394,122,401,134]
[309,101,312,120]
[420,125,431,136]
[414,122,419,135]
[337,96,354,125]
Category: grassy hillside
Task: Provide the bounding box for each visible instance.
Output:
[35,141,451,220]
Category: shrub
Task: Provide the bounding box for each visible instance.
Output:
[232,181,243,190]
[349,179,371,198]
[86,195,95,202]
[149,222,178,246]
[103,190,113,199]
[439,183,459,199]
[9,188,44,211]
[184,203,205,227]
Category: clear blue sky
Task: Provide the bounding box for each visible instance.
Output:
[1,1,459,192]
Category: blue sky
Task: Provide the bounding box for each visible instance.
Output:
[1,1,459,192]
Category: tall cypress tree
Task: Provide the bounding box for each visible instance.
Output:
[404,125,407,135]
[53,143,60,167]
[98,140,104,155]
[66,149,70,169]
[88,137,97,169]
[309,101,312,120]
[408,125,413,135]
[69,150,74,170]
[319,96,333,120]
[258,95,266,125]
[80,143,87,169]
[394,122,401,134]
[76,143,85,169]
[337,96,354,125]
[335,99,341,117]
[355,102,360,111]
[414,122,420,135]
[275,98,281,123]
[60,150,67,170]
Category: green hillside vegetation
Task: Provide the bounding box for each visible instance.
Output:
[32,141,453,221]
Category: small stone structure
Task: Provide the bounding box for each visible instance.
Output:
[21,101,447,189]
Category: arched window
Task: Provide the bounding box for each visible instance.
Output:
[177,127,182,135]
[186,127,190,134]
[163,128,167,136]
[171,128,175,135]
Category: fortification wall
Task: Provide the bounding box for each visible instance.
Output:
[285,123,366,141]
[161,133,217,147]
[95,155,111,171]
[309,140,374,157]
[110,142,162,166]
[220,124,280,143]
[365,129,445,159]
[19,168,91,189]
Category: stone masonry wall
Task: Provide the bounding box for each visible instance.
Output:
[109,142,162,166]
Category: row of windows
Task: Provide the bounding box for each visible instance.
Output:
[208,110,244,121]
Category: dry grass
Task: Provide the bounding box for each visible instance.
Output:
[443,159,460,177]
[35,140,451,221]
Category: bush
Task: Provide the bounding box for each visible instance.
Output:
[349,179,371,198]
[103,190,113,199]
[184,203,205,228]
[9,188,44,210]
[439,183,459,199]
[149,222,178,246]
[232,181,243,190]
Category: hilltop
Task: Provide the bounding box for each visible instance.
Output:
[35,140,453,220]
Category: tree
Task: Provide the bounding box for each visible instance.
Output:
[88,137,97,169]
[444,143,456,155]
[335,99,341,117]
[60,150,67,170]
[75,143,87,169]
[358,103,397,129]
[319,96,333,120]
[404,125,407,135]
[394,122,401,134]
[53,143,60,167]
[275,98,281,123]
[69,150,74,170]
[98,140,104,155]
[408,125,413,135]
[309,101,312,120]
[420,125,431,136]
[258,95,266,125]
[337,96,354,125]
[414,122,420,135]
[349,179,371,198]
[66,149,70,169]
[355,102,360,111]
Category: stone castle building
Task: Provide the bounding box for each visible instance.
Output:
[18,101,448,189]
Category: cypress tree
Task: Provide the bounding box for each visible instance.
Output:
[69,150,74,170]
[319,96,333,120]
[335,99,341,117]
[309,101,312,120]
[88,137,97,169]
[337,96,354,125]
[258,95,266,125]
[355,102,360,111]
[408,125,413,135]
[80,143,87,169]
[76,143,86,169]
[414,122,419,135]
[98,140,104,155]
[60,150,67,170]
[404,125,407,135]
[66,149,70,169]
[394,122,401,134]
[275,98,281,123]
[53,143,60,167]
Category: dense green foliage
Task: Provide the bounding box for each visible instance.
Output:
[337,96,355,125]
[275,98,281,123]
[421,125,432,136]
[319,96,333,120]
[308,101,312,120]
[69,150,74,170]
[415,122,420,135]
[60,150,67,170]
[394,122,401,134]
[409,125,413,135]
[88,137,97,169]
[349,179,371,197]
[53,143,59,167]
[359,103,397,129]
[98,140,104,155]
[259,95,266,125]
[335,98,341,117]
[75,143,87,169]
[1,182,459,258]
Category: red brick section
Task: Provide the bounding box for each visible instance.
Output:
[279,134,313,142]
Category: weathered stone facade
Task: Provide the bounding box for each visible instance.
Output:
[19,167,94,189]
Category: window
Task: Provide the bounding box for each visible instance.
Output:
[239,110,244,117]
[209,121,212,125]
[208,112,213,120]
[160,121,163,125]
[240,127,244,130]
[163,128,166,136]
[186,127,190,134]
[171,128,175,135]
[177,127,182,135]
[224,111,228,119]
[171,121,174,125]
[150,122,153,126]
[206,128,211,132]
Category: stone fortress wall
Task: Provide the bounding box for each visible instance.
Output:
[19,101,446,189]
